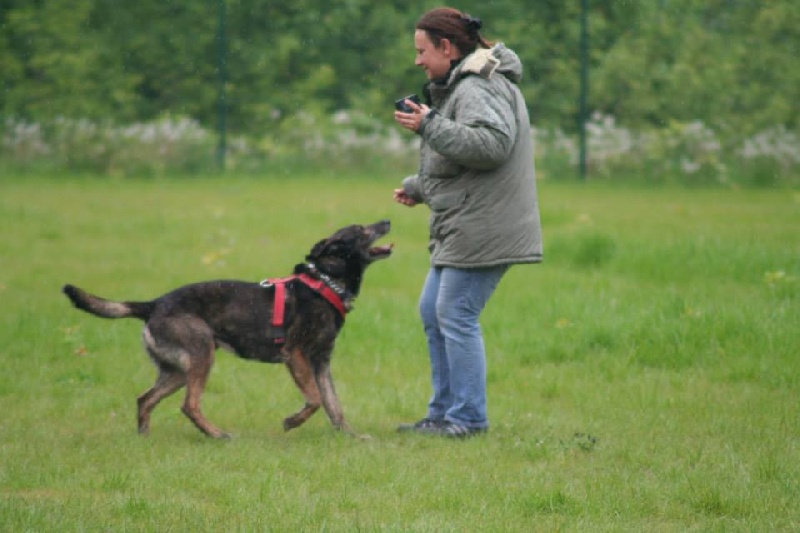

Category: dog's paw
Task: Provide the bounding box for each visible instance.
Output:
[334,425,370,440]
[283,417,302,431]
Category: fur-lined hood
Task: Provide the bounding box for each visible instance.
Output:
[450,43,523,85]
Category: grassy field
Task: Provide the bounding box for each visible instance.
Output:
[0,175,798,531]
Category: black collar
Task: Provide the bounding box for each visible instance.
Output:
[303,263,346,297]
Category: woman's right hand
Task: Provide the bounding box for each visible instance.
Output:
[394,100,430,133]
[393,188,418,207]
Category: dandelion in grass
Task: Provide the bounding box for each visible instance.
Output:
[61,325,88,355]
[683,305,702,319]
[763,270,786,287]
[60,325,80,339]
[555,318,572,329]
[202,248,231,266]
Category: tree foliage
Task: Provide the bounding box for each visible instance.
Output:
[0,0,797,137]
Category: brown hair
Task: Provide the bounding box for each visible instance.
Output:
[416,7,492,57]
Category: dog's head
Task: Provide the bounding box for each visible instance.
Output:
[303,220,393,295]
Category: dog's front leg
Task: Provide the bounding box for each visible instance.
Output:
[314,362,355,435]
[283,348,321,431]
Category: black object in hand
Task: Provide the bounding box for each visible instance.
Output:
[395,94,421,113]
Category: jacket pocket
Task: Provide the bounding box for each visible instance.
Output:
[428,190,467,243]
[429,190,466,212]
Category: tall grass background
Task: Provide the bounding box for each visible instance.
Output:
[0,175,798,531]
[3,114,798,187]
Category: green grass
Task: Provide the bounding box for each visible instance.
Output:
[1,175,798,531]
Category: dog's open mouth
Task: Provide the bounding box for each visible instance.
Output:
[369,243,394,260]
[366,220,393,261]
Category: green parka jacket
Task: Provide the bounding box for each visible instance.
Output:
[402,43,543,268]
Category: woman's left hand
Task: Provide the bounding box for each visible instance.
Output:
[394,99,430,133]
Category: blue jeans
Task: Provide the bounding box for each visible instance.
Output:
[419,265,509,429]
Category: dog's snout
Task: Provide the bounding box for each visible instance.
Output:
[372,219,391,234]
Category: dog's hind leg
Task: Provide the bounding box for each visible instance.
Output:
[137,368,186,435]
[181,344,230,439]
[139,326,188,435]
[282,348,322,431]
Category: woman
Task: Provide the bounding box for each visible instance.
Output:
[393,7,542,438]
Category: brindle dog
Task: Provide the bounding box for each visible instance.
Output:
[62,220,392,438]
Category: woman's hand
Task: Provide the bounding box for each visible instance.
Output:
[394,99,430,133]
[393,188,418,207]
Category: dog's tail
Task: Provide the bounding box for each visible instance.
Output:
[62,284,155,321]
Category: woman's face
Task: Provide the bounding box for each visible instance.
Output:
[414,29,458,80]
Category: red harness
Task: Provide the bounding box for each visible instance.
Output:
[260,273,347,344]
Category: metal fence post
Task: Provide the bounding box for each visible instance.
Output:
[216,0,227,172]
[579,0,589,180]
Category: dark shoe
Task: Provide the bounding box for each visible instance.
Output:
[417,420,487,439]
[396,417,445,433]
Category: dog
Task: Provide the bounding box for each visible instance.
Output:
[62,220,392,438]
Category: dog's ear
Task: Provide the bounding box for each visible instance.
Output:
[306,238,328,261]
